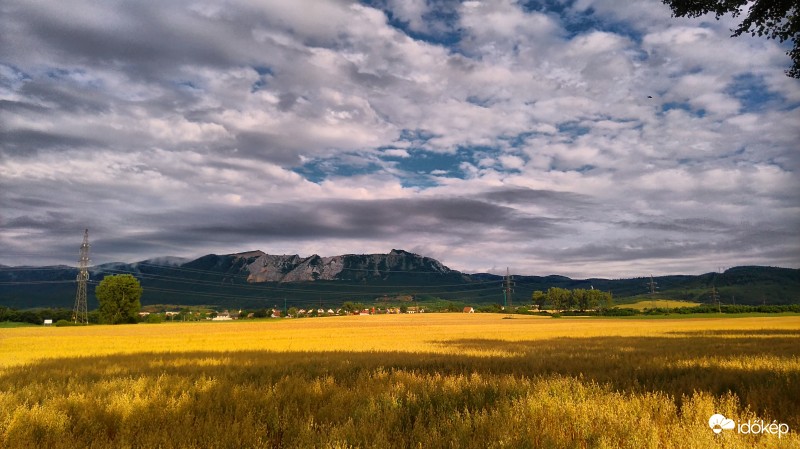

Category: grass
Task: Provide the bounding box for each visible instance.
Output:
[0,321,37,328]
[606,312,800,319]
[1,314,798,448]
[616,299,702,310]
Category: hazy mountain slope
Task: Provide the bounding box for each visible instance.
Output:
[1,251,797,309]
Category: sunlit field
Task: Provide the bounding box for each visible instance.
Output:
[1,314,798,448]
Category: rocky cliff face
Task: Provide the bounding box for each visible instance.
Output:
[240,249,452,283]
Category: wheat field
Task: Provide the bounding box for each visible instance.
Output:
[1,314,798,448]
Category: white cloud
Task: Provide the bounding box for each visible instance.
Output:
[0,0,797,276]
[498,155,525,170]
[384,148,410,158]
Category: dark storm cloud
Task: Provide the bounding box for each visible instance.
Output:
[233,132,307,166]
[134,197,561,245]
[0,129,102,157]
[17,79,113,114]
[5,2,245,78]
[0,194,61,209]
[2,212,80,231]
[89,236,193,261]
[616,218,733,233]
[545,219,799,266]
[345,61,402,89]
[552,241,700,263]
[480,187,593,206]
[0,99,48,115]
[276,93,300,112]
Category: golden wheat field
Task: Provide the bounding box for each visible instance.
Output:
[1,314,799,448]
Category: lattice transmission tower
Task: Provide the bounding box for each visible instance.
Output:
[502,267,514,311]
[73,229,90,324]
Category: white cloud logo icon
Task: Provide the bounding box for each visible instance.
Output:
[709,414,736,434]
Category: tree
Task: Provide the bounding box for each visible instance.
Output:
[532,290,546,310]
[96,274,142,324]
[342,301,365,314]
[145,313,164,324]
[662,0,800,78]
[573,289,589,312]
[592,290,614,314]
[586,289,602,311]
[546,287,570,312]
[564,289,577,311]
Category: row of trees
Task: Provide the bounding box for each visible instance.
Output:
[532,287,613,312]
[0,307,81,325]
[0,274,143,325]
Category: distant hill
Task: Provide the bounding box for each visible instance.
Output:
[0,250,797,309]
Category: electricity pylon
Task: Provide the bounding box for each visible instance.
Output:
[503,267,514,311]
[73,229,90,324]
[648,275,658,309]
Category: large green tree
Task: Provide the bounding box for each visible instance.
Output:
[96,274,142,324]
[546,287,570,312]
[532,290,546,310]
[662,0,800,78]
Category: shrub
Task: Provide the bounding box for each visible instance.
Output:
[54,320,79,327]
[145,314,164,324]
[604,308,638,316]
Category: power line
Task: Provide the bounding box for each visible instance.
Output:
[0,280,77,285]
[72,229,89,325]
[502,267,514,311]
[91,265,506,297]
[647,274,658,308]
[711,285,721,313]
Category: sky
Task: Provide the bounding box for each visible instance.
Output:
[1,0,798,278]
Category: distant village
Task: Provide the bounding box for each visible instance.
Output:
[137,305,430,322]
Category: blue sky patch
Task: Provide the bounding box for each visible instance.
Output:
[725,73,785,112]
[293,155,383,183]
[557,122,591,139]
[250,65,274,92]
[397,128,440,144]
[660,102,706,118]
[253,65,274,76]
[359,0,462,48]
[518,0,644,42]
[392,148,470,177]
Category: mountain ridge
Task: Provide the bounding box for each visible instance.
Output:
[1,250,798,309]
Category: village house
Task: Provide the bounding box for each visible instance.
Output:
[212,310,232,321]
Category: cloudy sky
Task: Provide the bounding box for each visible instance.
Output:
[1,0,798,278]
